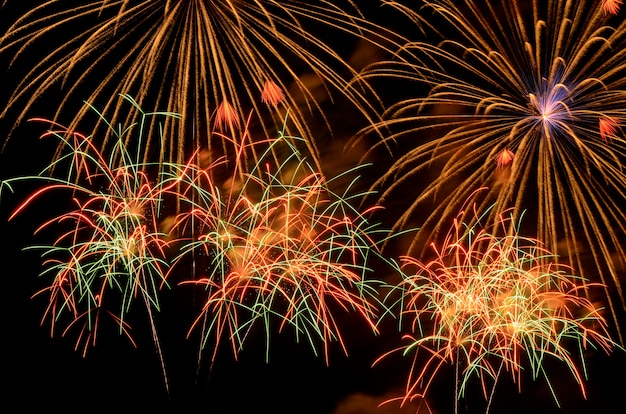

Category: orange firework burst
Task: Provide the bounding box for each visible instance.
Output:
[599,116,621,142]
[169,129,388,364]
[261,80,286,107]
[602,0,623,15]
[214,100,241,132]
[0,1,401,167]
[496,148,515,170]
[355,0,626,340]
[377,204,617,412]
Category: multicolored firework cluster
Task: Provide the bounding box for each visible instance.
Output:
[0,95,390,394]
[378,203,615,412]
[168,124,388,365]
[1,0,625,412]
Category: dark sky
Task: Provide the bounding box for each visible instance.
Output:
[1,2,626,414]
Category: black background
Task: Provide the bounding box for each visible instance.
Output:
[1,2,626,413]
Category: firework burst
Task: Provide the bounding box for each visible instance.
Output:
[355,0,626,339]
[0,96,191,393]
[377,203,618,412]
[0,0,401,167]
[169,129,389,364]
[602,0,623,15]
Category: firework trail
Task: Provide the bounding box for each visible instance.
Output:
[168,126,390,365]
[0,96,191,393]
[0,0,402,167]
[376,202,617,413]
[354,0,626,339]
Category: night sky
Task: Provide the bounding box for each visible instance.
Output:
[2,2,626,413]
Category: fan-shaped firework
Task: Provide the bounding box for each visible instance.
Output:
[355,0,626,338]
[0,0,400,166]
[0,96,188,392]
[169,127,389,364]
[602,0,623,14]
[377,203,617,412]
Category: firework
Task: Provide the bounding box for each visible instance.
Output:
[0,96,190,393]
[169,129,389,364]
[377,203,617,412]
[0,1,401,167]
[355,0,626,339]
[602,0,623,15]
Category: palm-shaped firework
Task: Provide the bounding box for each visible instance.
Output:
[354,0,626,339]
[377,202,617,413]
[169,126,390,365]
[0,0,401,167]
[0,96,189,392]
